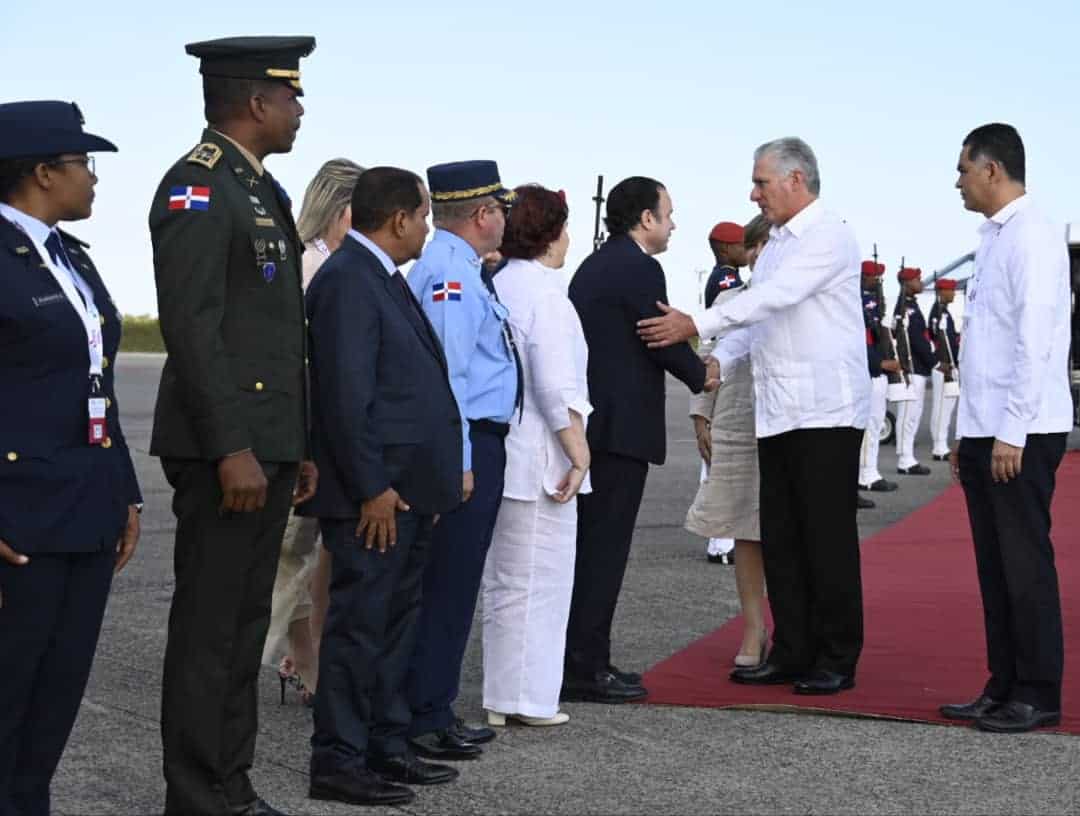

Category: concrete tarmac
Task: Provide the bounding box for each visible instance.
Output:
[52,354,1079,815]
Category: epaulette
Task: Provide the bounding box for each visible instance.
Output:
[186,142,224,170]
[57,228,90,248]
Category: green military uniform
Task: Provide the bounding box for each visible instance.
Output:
[149,128,307,461]
[150,35,314,816]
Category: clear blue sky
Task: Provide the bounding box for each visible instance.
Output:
[10,0,1079,315]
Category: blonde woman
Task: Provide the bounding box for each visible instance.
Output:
[686,215,770,666]
[265,158,364,703]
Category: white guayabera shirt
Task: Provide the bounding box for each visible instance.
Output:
[957,194,1072,446]
[694,199,870,439]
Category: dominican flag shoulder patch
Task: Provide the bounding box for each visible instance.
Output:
[432,281,462,302]
[168,185,211,211]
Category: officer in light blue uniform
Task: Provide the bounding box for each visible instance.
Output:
[405,160,521,759]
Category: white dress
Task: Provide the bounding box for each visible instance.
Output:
[481,258,592,718]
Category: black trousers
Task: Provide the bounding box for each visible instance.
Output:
[564,450,649,680]
[958,434,1067,711]
[0,548,114,816]
[160,458,297,816]
[406,426,505,735]
[757,427,864,675]
[312,513,432,774]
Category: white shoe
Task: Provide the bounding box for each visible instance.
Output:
[486,710,570,727]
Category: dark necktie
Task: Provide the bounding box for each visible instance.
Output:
[481,267,524,422]
[45,232,86,306]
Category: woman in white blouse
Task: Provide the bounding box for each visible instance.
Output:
[264,157,363,704]
[482,185,591,727]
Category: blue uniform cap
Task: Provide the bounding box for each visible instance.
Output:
[427,160,517,205]
[0,101,117,160]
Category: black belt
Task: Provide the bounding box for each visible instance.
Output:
[469,418,510,438]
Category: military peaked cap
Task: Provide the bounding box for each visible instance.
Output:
[185,36,316,94]
[427,160,516,204]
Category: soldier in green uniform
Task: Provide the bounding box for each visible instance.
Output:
[148,36,318,816]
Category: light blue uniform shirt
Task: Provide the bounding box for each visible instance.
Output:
[408,229,517,471]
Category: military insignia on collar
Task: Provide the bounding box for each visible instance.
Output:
[249,195,268,217]
[186,143,224,169]
[14,246,30,255]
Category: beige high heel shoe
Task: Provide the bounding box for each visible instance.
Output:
[486,710,570,727]
[733,631,769,668]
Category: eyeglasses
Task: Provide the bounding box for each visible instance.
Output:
[49,156,96,176]
[473,201,511,219]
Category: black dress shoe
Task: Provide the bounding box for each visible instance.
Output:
[975,701,1061,733]
[707,551,736,564]
[449,716,496,745]
[309,770,415,806]
[793,669,855,695]
[409,729,482,761]
[939,694,1002,721]
[897,464,931,475]
[369,752,460,786]
[729,661,803,685]
[231,798,285,816]
[857,495,876,510]
[932,454,949,461]
[607,664,643,686]
[860,478,899,492]
[561,670,648,703]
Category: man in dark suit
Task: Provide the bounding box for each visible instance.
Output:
[301,167,464,807]
[564,176,717,703]
[148,37,318,816]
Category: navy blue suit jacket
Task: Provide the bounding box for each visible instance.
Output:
[298,235,463,518]
[569,235,706,466]
[0,216,141,554]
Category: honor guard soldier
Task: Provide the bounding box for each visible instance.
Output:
[149,36,318,816]
[858,260,899,493]
[0,101,142,816]
[928,277,961,460]
[894,266,935,475]
[405,161,521,761]
[699,221,746,560]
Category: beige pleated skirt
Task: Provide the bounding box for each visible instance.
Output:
[685,355,760,542]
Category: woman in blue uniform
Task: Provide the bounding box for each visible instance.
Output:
[0,101,141,816]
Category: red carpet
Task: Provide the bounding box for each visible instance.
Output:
[641,451,1080,733]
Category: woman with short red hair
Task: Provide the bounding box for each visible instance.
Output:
[480,185,591,727]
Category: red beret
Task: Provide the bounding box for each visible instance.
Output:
[861,260,885,277]
[898,266,922,281]
[709,221,745,244]
[935,278,958,291]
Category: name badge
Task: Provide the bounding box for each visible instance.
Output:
[89,397,107,444]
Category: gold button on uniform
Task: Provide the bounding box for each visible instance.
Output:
[255,381,265,391]
[99,314,106,326]
[105,397,112,409]
[102,437,113,449]
[5,452,17,462]
[102,356,109,369]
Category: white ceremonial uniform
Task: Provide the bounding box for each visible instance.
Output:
[859,374,889,486]
[481,258,592,719]
[697,199,870,437]
[928,303,959,458]
[958,195,1072,443]
[895,374,928,471]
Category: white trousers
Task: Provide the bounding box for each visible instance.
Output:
[895,373,928,470]
[930,368,959,457]
[482,494,577,718]
[859,375,888,487]
[699,461,734,555]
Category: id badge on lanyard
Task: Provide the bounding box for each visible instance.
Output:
[30,232,107,445]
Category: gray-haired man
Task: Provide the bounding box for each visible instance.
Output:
[638,138,870,695]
